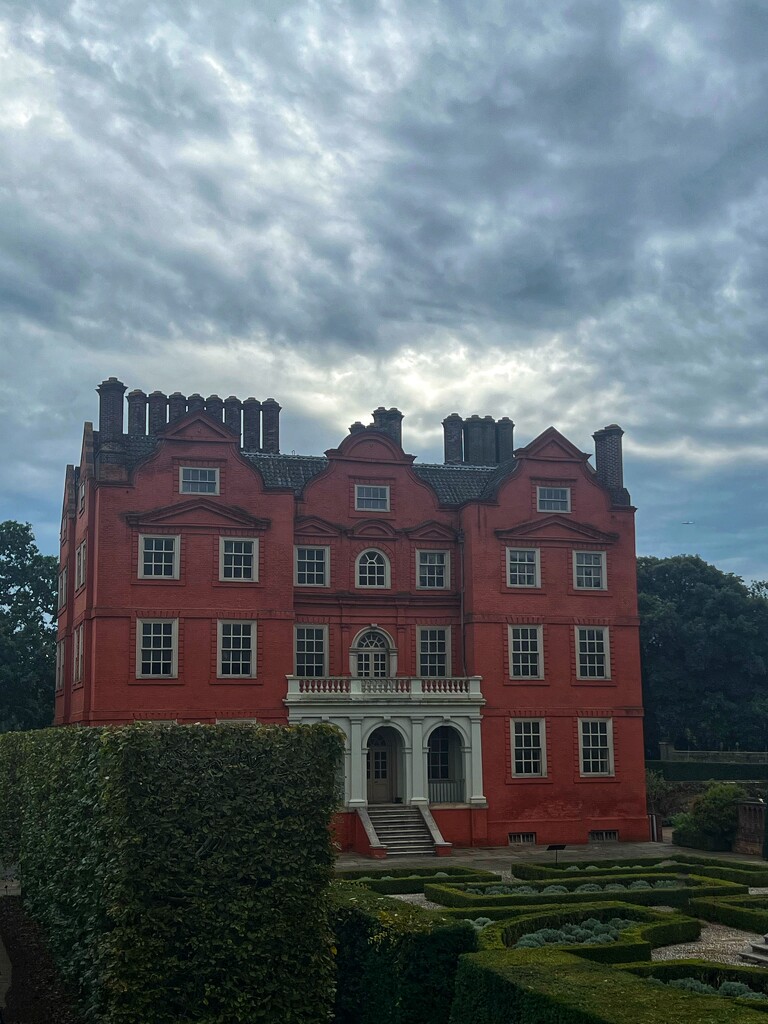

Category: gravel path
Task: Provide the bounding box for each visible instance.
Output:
[651,923,762,965]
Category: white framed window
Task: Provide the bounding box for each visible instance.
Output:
[537,486,571,512]
[75,540,87,589]
[355,549,390,588]
[576,627,610,679]
[353,629,394,678]
[218,620,256,678]
[57,567,68,611]
[579,718,614,776]
[574,551,606,590]
[78,480,86,513]
[139,535,180,579]
[56,639,66,690]
[295,625,328,677]
[295,546,329,586]
[507,548,540,588]
[355,484,390,511]
[509,626,543,679]
[219,538,257,581]
[416,550,450,589]
[72,623,84,683]
[180,466,219,494]
[512,719,547,777]
[418,627,450,677]
[137,619,178,678]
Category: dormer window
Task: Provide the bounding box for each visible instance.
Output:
[355,485,389,511]
[180,467,219,494]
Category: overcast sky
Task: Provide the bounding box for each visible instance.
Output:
[1,0,766,579]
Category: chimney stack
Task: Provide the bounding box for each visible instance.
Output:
[127,389,147,436]
[442,413,463,464]
[496,417,515,463]
[187,393,205,415]
[205,394,224,422]
[371,407,403,447]
[593,424,625,491]
[463,415,484,465]
[168,392,187,422]
[97,377,127,443]
[224,396,241,439]
[349,421,366,434]
[262,398,281,453]
[148,391,167,434]
[242,398,261,451]
[481,416,497,465]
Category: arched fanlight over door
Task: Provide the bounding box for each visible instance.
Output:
[353,629,391,678]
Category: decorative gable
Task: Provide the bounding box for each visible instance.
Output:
[159,412,236,444]
[495,515,618,545]
[348,519,399,539]
[403,520,456,542]
[125,499,269,531]
[294,516,343,539]
[516,427,589,463]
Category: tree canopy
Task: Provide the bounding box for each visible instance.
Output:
[0,521,57,731]
[638,554,768,756]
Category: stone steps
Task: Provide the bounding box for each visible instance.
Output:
[740,933,768,966]
[367,806,436,856]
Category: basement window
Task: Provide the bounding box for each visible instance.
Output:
[588,830,619,842]
[508,832,537,845]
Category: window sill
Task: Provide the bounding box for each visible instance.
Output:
[130,677,185,685]
[211,678,262,685]
[507,776,553,785]
[577,775,618,782]
[133,578,185,586]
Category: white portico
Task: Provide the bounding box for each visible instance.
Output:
[284,674,487,809]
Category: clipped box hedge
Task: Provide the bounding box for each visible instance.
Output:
[689,895,768,932]
[476,902,700,966]
[647,760,768,782]
[449,947,768,1023]
[4,723,344,1024]
[619,960,768,1012]
[424,873,746,910]
[337,866,501,894]
[512,855,768,887]
[330,882,476,1024]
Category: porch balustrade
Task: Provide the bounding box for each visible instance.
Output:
[285,676,483,700]
[428,779,465,803]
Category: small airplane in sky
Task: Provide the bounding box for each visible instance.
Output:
[681,520,695,525]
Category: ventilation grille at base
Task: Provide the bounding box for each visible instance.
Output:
[589,829,619,842]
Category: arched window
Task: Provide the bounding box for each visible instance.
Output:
[354,630,390,677]
[355,549,390,588]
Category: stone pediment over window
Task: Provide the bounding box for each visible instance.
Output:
[348,519,399,539]
[495,515,618,545]
[159,413,237,443]
[294,516,343,539]
[403,520,456,542]
[125,499,269,531]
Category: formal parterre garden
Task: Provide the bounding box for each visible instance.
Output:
[333,854,768,1023]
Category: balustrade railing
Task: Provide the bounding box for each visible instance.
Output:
[285,675,483,699]
[428,779,465,803]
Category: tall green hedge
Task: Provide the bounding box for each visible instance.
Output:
[329,882,476,1024]
[647,760,768,781]
[4,722,344,1024]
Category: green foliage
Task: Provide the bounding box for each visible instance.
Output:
[647,760,768,781]
[336,867,500,894]
[6,722,344,1024]
[690,895,768,932]
[0,521,57,732]
[637,555,768,754]
[672,781,746,850]
[511,855,768,886]
[329,882,476,1024]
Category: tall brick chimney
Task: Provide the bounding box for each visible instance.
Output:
[371,407,403,447]
[463,415,484,465]
[261,398,281,454]
[187,393,205,415]
[206,394,224,422]
[148,391,167,434]
[442,413,464,464]
[168,392,187,423]
[224,396,241,439]
[242,398,261,451]
[97,377,127,443]
[481,416,497,465]
[127,389,147,435]
[593,424,625,490]
[496,417,515,462]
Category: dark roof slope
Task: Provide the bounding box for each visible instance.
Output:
[241,453,328,491]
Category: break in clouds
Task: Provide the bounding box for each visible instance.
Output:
[0,0,767,577]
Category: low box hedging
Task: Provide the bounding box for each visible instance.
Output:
[512,855,768,887]
[689,895,768,932]
[329,882,476,1024]
[424,874,745,910]
[618,960,768,1014]
[449,948,768,1023]
[5,722,345,1024]
[476,902,699,965]
[337,867,501,894]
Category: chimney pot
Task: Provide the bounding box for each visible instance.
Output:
[96,378,127,444]
[148,391,167,434]
[242,398,262,451]
[261,398,281,454]
[224,396,241,439]
[127,389,148,436]
[481,415,497,465]
[371,406,403,446]
[442,413,464,464]
[496,417,515,463]
[349,421,366,434]
[187,393,205,415]
[593,424,625,493]
[205,394,224,422]
[463,415,484,465]
[168,392,187,422]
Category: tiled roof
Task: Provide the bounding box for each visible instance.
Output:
[412,464,504,504]
[124,436,160,466]
[241,453,328,492]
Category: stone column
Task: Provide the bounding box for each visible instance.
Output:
[348,717,366,806]
[409,717,428,804]
[469,715,487,805]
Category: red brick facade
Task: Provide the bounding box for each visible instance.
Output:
[56,380,648,853]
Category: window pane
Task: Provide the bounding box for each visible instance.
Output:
[142,537,176,577]
[140,621,174,676]
[508,549,537,587]
[419,628,448,677]
[418,551,447,588]
[575,552,604,589]
[581,720,610,774]
[538,487,570,512]
[357,551,386,586]
[578,628,607,677]
[355,485,389,510]
[223,540,254,580]
[181,467,218,493]
[296,547,326,585]
[220,622,253,676]
[510,627,540,677]
[513,721,543,776]
[296,627,325,676]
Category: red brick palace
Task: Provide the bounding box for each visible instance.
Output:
[55,378,648,855]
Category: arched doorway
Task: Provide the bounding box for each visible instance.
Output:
[427,725,465,803]
[366,726,403,804]
[351,629,395,678]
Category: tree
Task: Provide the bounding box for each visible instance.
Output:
[0,521,57,731]
[638,555,768,756]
